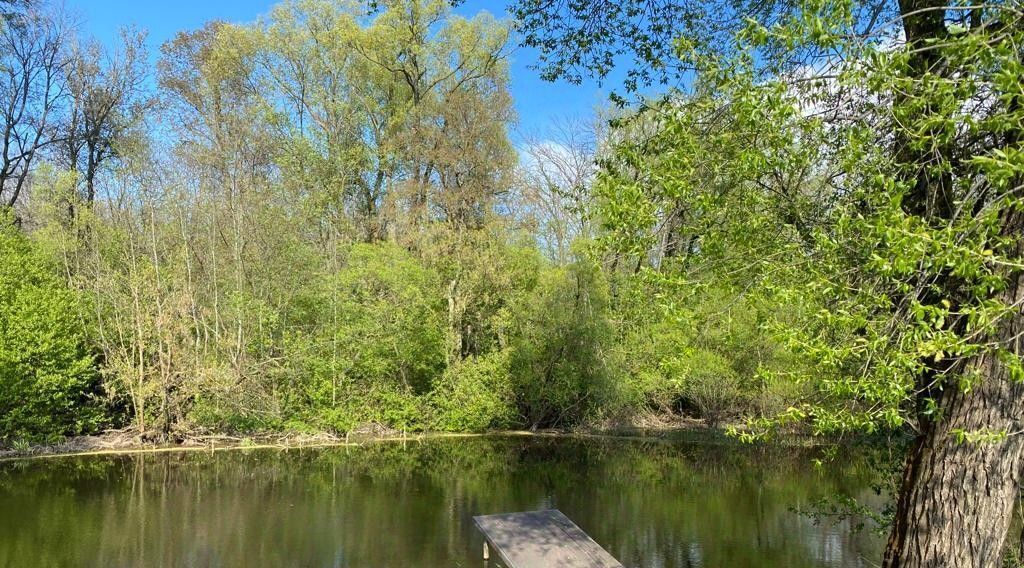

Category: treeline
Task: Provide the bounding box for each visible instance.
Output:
[0,0,801,444]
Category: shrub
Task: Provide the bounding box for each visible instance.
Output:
[675,348,743,427]
[510,259,615,429]
[0,219,104,443]
[324,243,446,394]
[616,320,691,413]
[429,351,516,431]
[283,242,446,431]
[363,387,427,431]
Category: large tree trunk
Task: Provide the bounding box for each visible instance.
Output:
[884,210,1024,567]
[883,364,1024,566]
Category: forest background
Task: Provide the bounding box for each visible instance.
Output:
[1,0,797,443]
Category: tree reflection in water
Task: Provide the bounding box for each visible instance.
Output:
[0,435,887,567]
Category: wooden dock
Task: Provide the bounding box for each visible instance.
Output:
[473,509,624,568]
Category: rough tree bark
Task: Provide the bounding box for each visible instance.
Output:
[883,213,1024,565]
[883,260,1024,565]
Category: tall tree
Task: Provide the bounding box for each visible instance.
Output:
[0,1,67,211]
[60,27,151,205]
[517,115,603,264]
[250,0,378,240]
[244,0,514,239]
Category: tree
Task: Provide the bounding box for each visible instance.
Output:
[248,0,381,241]
[358,0,514,232]
[0,1,68,211]
[60,27,151,205]
[513,0,1024,565]
[511,0,870,96]
[233,0,515,241]
[516,115,603,264]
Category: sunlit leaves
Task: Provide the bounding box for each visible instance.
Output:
[0,215,103,443]
[594,0,1024,441]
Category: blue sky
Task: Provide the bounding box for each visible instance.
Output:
[71,0,615,135]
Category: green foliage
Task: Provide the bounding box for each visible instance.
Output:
[738,7,1024,440]
[586,0,1024,449]
[616,320,691,413]
[509,258,616,428]
[362,387,428,431]
[328,243,447,394]
[282,243,445,431]
[0,216,103,443]
[675,349,741,427]
[610,278,805,425]
[428,350,516,431]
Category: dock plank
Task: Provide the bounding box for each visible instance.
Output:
[473,509,623,568]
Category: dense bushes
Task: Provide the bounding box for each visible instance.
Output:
[300,243,447,398]
[429,351,516,431]
[0,219,104,443]
[611,280,805,426]
[0,206,803,443]
[510,259,616,428]
[0,171,809,445]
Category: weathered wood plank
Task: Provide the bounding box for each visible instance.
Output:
[473,509,623,568]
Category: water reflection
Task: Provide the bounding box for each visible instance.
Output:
[0,435,886,567]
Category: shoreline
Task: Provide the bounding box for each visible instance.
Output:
[0,422,845,463]
[0,431,511,463]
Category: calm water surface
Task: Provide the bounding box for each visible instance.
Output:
[0,435,886,567]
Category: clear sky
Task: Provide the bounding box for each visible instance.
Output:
[70,0,616,136]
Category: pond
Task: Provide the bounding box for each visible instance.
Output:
[0,435,887,567]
